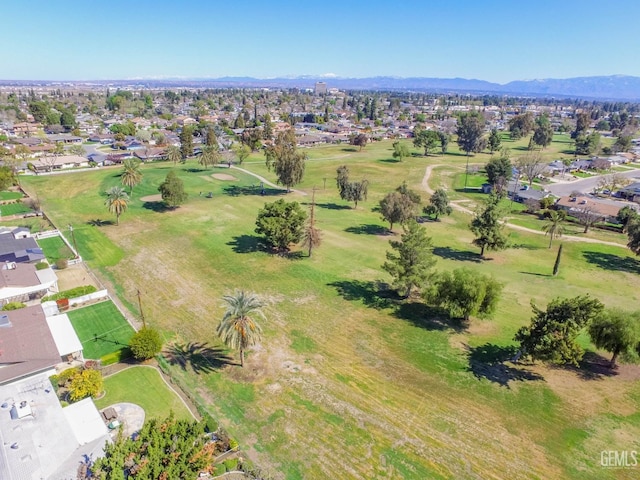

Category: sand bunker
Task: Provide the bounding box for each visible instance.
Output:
[140,194,163,202]
[212,173,237,181]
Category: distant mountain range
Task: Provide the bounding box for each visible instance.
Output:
[3,75,640,100]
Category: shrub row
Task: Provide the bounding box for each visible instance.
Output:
[41,285,97,303]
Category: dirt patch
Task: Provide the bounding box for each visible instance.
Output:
[212,173,237,181]
[55,264,101,291]
[140,194,163,202]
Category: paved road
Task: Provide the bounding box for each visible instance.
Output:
[545,169,640,197]
[421,165,627,248]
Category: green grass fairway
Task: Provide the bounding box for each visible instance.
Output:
[94,366,193,421]
[37,235,75,263]
[67,301,135,360]
[21,144,640,479]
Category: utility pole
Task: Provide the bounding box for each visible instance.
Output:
[68,224,79,259]
[137,289,146,328]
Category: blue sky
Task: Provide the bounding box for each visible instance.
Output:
[2,0,639,83]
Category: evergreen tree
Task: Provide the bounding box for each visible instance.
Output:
[382,219,436,298]
[425,268,503,322]
[424,188,453,220]
[179,126,193,159]
[158,170,188,208]
[487,128,502,153]
[469,193,508,257]
[514,295,604,365]
[589,309,640,368]
[264,129,306,191]
[255,199,307,252]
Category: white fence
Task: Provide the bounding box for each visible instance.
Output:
[34,229,60,240]
[34,229,81,263]
[69,289,109,306]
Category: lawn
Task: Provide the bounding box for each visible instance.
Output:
[0,201,31,216]
[37,235,75,263]
[21,145,640,479]
[67,300,135,361]
[94,366,193,421]
[0,191,23,201]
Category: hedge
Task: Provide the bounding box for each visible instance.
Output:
[41,285,97,303]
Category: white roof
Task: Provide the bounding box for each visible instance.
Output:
[46,313,83,356]
[35,267,57,287]
[62,398,109,445]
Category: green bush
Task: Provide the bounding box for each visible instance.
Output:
[214,464,227,475]
[2,301,26,311]
[201,412,218,433]
[41,285,97,302]
[100,348,131,365]
[223,458,238,471]
[156,354,170,373]
[55,258,68,269]
[49,374,59,390]
[129,327,163,360]
[35,261,49,270]
[229,438,239,450]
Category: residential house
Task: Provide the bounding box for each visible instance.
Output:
[46,134,83,144]
[618,182,640,202]
[29,154,89,172]
[0,262,58,304]
[0,372,110,479]
[0,232,45,263]
[555,196,622,223]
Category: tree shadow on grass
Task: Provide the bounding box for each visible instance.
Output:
[315,202,352,210]
[341,147,358,152]
[379,158,401,163]
[142,201,170,212]
[227,235,267,254]
[328,280,397,310]
[345,224,390,235]
[163,342,236,373]
[183,167,208,173]
[87,218,114,227]
[394,301,466,332]
[223,185,283,197]
[433,246,482,263]
[582,251,640,275]
[549,351,620,381]
[466,343,544,388]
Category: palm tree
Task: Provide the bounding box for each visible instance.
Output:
[121,158,142,194]
[104,186,129,225]
[542,210,566,248]
[166,145,181,166]
[216,291,265,367]
[199,145,220,169]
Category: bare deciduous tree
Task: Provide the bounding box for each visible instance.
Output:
[516,153,546,186]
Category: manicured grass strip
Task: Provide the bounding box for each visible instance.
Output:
[0,202,31,216]
[37,235,75,263]
[94,366,193,421]
[0,191,23,201]
[67,301,135,359]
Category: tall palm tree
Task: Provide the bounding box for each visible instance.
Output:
[166,145,181,166]
[121,158,142,194]
[199,145,220,169]
[104,186,129,225]
[216,291,265,367]
[542,210,566,248]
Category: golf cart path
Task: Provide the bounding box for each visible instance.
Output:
[230,166,307,196]
[421,165,626,249]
